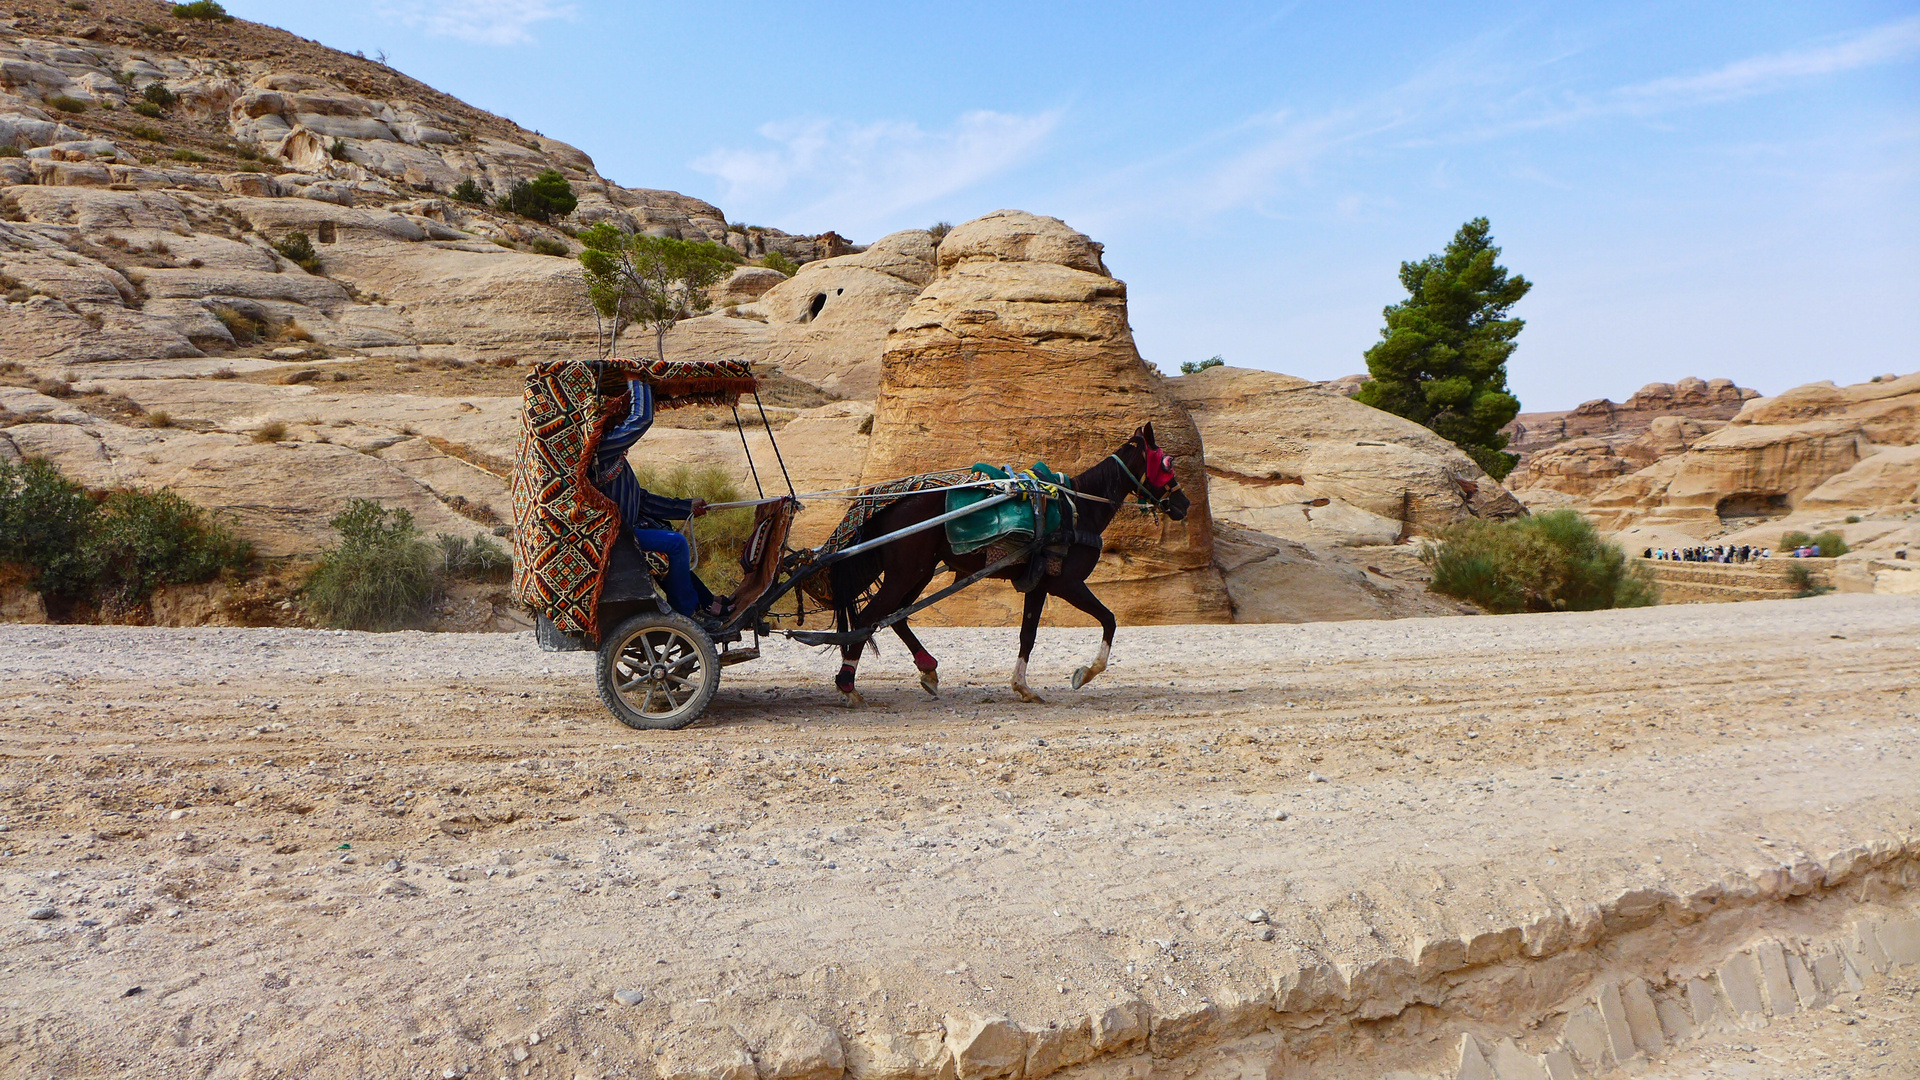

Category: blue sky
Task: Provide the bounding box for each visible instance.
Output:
[227,1,1919,410]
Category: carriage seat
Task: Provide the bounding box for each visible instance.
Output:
[726,497,797,613]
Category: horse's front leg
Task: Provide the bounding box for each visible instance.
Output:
[1012,586,1047,703]
[1050,578,1117,690]
[835,641,866,709]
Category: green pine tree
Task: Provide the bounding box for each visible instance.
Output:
[1356,217,1530,479]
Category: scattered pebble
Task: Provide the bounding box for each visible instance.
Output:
[26,904,56,920]
[665,890,682,901]
[122,986,142,997]
[1257,926,1276,942]
[1271,810,1290,821]
[527,1032,540,1045]
[613,988,645,1006]
[1308,772,1327,784]
[511,1045,529,1063]
[1245,909,1269,924]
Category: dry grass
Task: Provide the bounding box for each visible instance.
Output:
[252,420,288,443]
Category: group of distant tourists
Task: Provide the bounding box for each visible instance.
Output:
[1644,545,1772,563]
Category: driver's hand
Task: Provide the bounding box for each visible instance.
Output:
[691,498,709,518]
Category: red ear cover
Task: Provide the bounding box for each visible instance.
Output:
[1143,448,1176,487]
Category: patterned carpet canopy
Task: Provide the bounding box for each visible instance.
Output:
[510,358,758,637]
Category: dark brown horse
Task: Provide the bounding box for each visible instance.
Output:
[827,424,1189,705]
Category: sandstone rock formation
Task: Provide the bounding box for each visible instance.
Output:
[1505,377,1759,464]
[1163,365,1524,548]
[859,210,1231,626]
[663,229,938,399]
[1586,373,1919,531]
[0,4,844,371]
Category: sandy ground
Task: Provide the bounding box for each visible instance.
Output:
[2,595,1918,1079]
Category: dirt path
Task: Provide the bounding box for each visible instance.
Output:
[2,595,1917,1079]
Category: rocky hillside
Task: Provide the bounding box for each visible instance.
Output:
[0,0,846,370]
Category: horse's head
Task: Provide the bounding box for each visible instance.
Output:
[1114,423,1189,521]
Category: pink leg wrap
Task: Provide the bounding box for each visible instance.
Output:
[836,664,856,692]
[913,650,938,673]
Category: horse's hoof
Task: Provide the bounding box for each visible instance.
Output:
[919,670,939,698]
[1013,686,1046,704]
[1071,666,1091,690]
[841,689,865,710]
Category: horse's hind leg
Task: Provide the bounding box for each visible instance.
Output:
[1049,578,1117,690]
[892,621,940,697]
[835,641,866,709]
[1012,587,1047,703]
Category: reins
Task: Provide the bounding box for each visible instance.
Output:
[1106,453,1179,516]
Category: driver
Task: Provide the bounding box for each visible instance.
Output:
[593,370,730,630]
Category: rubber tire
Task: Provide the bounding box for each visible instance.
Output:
[595,611,720,730]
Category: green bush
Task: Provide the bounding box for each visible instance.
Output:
[927,221,952,243]
[529,236,569,257]
[48,95,89,113]
[132,101,164,118]
[0,458,99,603]
[327,138,350,162]
[0,144,21,158]
[87,488,250,608]
[304,500,440,630]
[437,532,512,583]
[171,1,233,21]
[169,148,208,163]
[630,464,750,594]
[127,122,165,141]
[273,231,321,272]
[1421,509,1658,613]
[449,178,487,204]
[141,84,177,109]
[759,250,799,277]
[1811,530,1848,557]
[1180,356,1225,375]
[495,168,577,223]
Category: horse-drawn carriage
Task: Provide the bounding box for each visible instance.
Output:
[511,358,1188,730]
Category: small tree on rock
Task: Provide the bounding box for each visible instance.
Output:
[577,224,740,360]
[497,168,577,224]
[1356,217,1530,479]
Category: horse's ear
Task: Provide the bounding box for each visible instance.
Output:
[1140,422,1157,448]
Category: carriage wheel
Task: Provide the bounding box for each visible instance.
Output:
[595,613,719,730]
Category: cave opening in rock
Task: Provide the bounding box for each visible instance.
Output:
[807,293,827,320]
[315,222,336,244]
[1716,492,1789,520]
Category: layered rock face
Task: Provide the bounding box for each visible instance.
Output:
[1585,372,1920,531]
[1505,377,1759,463]
[859,211,1230,626]
[1164,366,1524,548]
[0,4,842,370]
[661,230,937,399]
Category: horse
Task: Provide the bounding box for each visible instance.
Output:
[825,423,1190,706]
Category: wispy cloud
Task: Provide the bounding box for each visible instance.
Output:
[1615,15,1920,110]
[691,110,1061,234]
[375,0,574,46]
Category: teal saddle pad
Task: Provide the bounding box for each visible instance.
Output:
[945,463,1068,555]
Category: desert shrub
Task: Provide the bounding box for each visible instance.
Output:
[141,84,177,109]
[1180,356,1225,375]
[759,250,799,277]
[233,142,260,161]
[528,236,569,257]
[48,95,89,113]
[146,410,173,428]
[131,100,164,118]
[1810,530,1848,557]
[1785,562,1832,597]
[127,122,165,141]
[0,144,20,158]
[630,464,750,594]
[273,231,320,272]
[211,304,262,343]
[304,500,439,630]
[170,1,233,21]
[495,168,577,223]
[327,138,350,161]
[1779,530,1810,550]
[1845,514,1862,524]
[927,221,952,243]
[436,532,512,582]
[252,420,287,443]
[449,178,487,204]
[0,458,99,603]
[1421,509,1658,613]
[169,148,208,163]
[86,488,250,608]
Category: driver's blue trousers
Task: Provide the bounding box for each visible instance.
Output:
[629,528,707,618]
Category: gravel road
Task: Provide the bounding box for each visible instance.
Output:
[2,595,1917,1079]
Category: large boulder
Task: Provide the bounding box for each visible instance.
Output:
[1162,365,1523,547]
[859,210,1230,626]
[662,229,938,399]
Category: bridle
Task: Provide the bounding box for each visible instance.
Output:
[1108,448,1182,517]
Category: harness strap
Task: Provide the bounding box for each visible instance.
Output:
[1108,453,1175,512]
